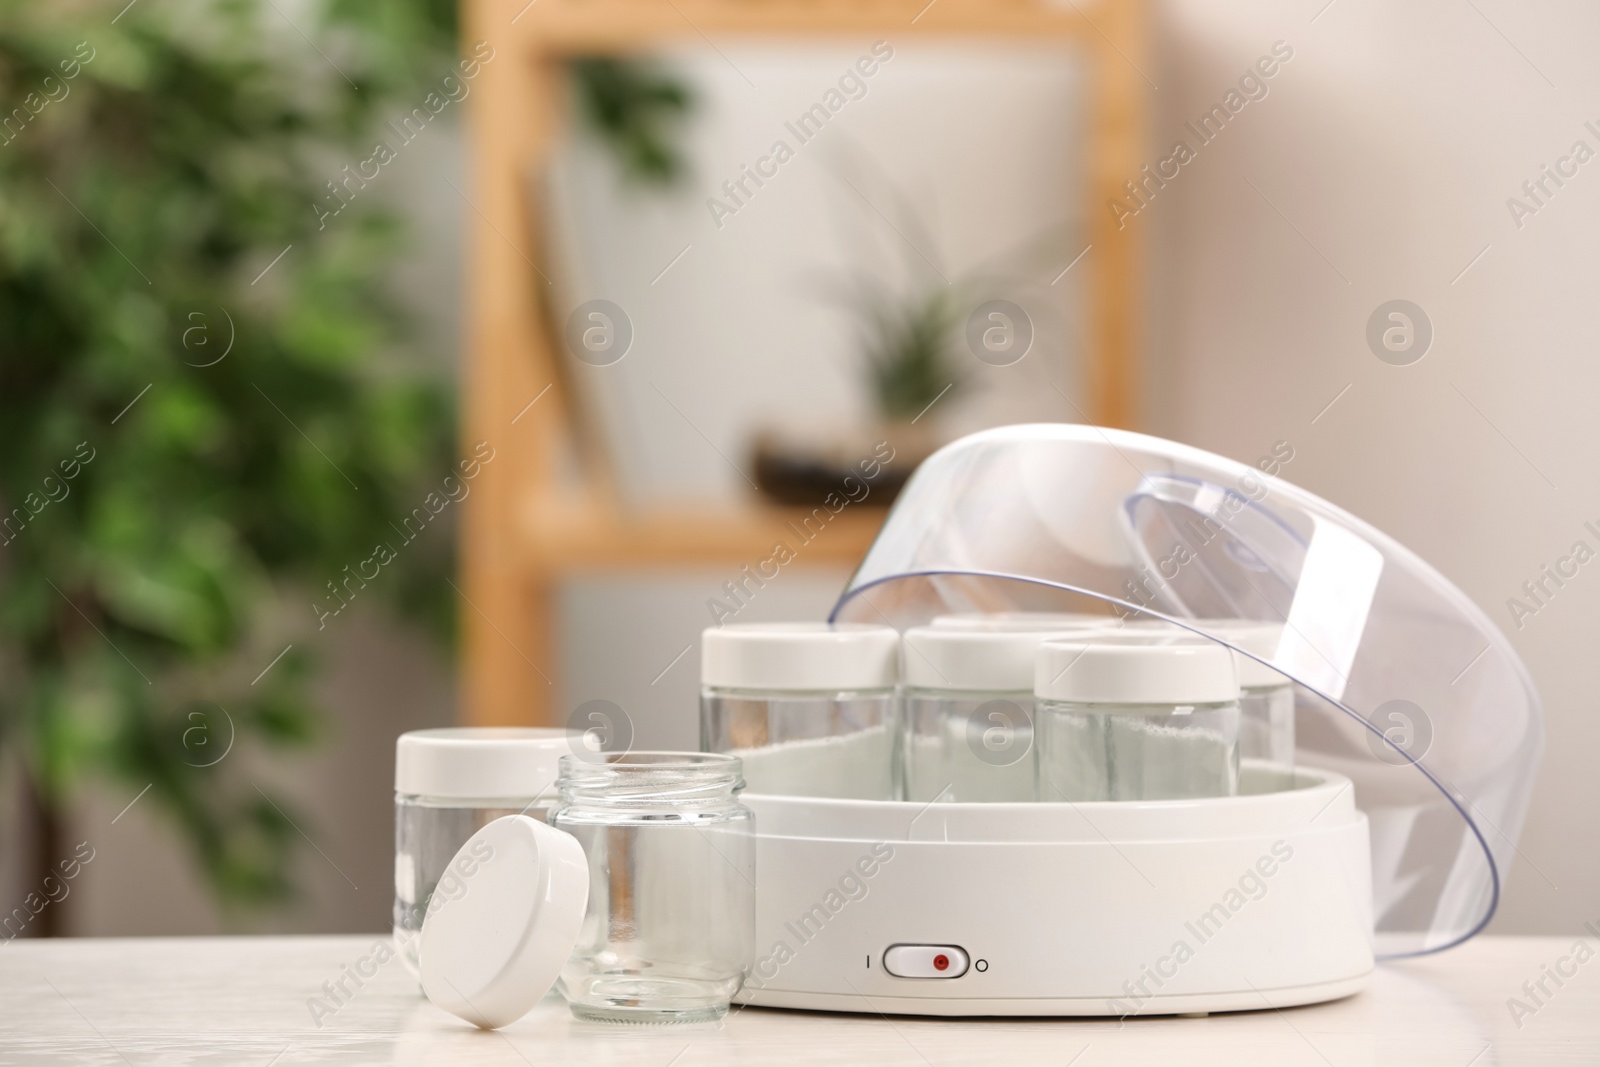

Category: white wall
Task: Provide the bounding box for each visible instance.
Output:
[1145,0,1600,934]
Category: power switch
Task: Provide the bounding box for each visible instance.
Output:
[882,944,970,979]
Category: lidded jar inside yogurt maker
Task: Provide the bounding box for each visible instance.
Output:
[900,618,1108,802]
[700,622,898,800]
[1034,636,1241,801]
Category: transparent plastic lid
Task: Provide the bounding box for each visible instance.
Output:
[831,424,1542,957]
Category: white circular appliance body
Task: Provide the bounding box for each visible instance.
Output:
[736,764,1371,1017]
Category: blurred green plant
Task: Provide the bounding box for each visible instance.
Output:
[570,56,693,186]
[0,0,456,920]
[817,153,968,424]
[851,288,964,422]
[820,150,1075,424]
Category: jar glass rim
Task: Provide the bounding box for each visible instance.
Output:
[561,750,741,771]
[557,751,746,804]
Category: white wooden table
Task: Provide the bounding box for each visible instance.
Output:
[0,935,1592,1064]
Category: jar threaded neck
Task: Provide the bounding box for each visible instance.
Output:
[557,751,745,805]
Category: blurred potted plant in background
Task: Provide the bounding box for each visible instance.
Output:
[0,0,457,926]
[859,289,965,430]
[751,278,967,508]
[754,152,1068,508]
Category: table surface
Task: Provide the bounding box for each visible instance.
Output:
[0,935,1593,1065]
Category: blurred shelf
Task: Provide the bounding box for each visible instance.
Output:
[459,0,1146,725]
[507,0,1102,53]
[519,494,886,572]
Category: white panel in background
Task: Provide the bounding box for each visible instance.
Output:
[546,42,1087,508]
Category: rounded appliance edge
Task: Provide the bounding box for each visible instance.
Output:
[734,971,1373,1017]
[742,763,1359,843]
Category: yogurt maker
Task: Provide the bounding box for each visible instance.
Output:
[730,423,1542,1016]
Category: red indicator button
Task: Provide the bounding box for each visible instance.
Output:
[882,945,970,979]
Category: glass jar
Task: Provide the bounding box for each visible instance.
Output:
[700,623,898,799]
[900,623,1106,802]
[1123,618,1296,768]
[1214,622,1295,767]
[393,728,572,975]
[553,752,755,1023]
[1239,678,1294,766]
[1034,638,1241,801]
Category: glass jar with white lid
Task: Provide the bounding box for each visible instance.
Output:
[900,617,1112,802]
[393,727,573,974]
[1034,637,1241,801]
[700,622,898,799]
[928,611,1122,631]
[1202,620,1294,767]
[1122,617,1296,769]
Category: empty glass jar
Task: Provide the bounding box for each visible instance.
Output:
[393,728,572,975]
[1034,638,1241,801]
[553,752,755,1023]
[700,622,898,799]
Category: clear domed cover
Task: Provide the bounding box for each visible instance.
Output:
[831,424,1542,957]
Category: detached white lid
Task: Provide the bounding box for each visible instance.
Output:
[396,728,576,799]
[701,622,898,690]
[1036,638,1239,705]
[419,815,589,1029]
[904,626,1077,691]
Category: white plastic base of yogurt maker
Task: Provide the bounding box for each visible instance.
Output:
[736,762,1372,1017]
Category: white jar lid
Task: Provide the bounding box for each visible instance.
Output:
[701,622,898,691]
[1123,618,1291,689]
[1196,619,1290,689]
[396,728,576,800]
[1035,638,1239,705]
[903,625,1078,691]
[930,612,1116,632]
[419,815,589,1029]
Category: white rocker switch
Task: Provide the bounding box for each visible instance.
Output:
[883,944,970,979]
